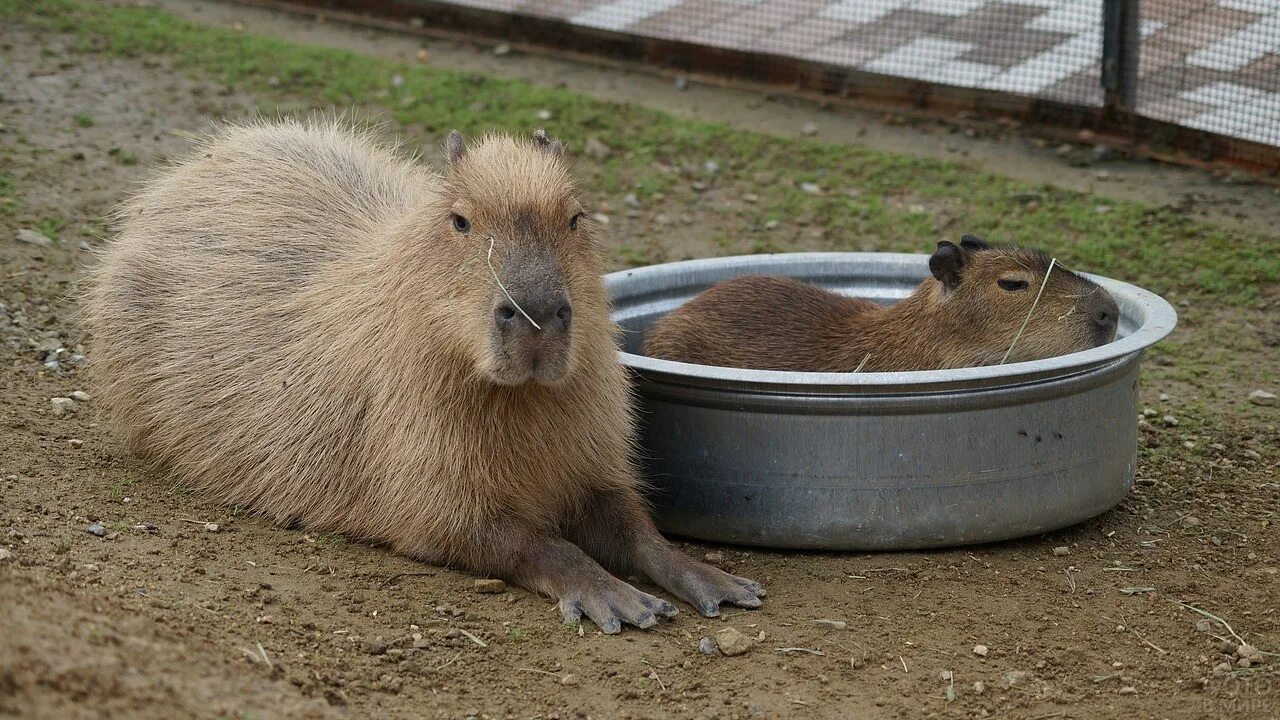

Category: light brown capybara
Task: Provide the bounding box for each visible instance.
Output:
[86,119,764,633]
[644,236,1119,372]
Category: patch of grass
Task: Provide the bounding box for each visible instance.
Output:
[34,216,64,240]
[74,113,94,127]
[0,172,14,217]
[108,147,138,165]
[3,0,1278,306]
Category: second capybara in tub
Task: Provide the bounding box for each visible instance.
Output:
[644,235,1120,372]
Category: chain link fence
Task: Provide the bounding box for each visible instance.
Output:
[283,0,1280,173]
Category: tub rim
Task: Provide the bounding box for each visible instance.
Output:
[607,251,1178,395]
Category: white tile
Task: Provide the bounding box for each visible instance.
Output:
[862,36,970,75]
[1216,0,1280,14]
[982,27,1100,94]
[571,0,684,30]
[859,36,999,86]
[919,59,1002,85]
[1185,13,1280,71]
[912,0,988,16]
[1027,1,1102,33]
[819,0,913,24]
[1179,80,1266,105]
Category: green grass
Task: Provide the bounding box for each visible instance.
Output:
[0,172,14,217]
[33,216,64,240]
[74,113,94,127]
[4,0,1279,306]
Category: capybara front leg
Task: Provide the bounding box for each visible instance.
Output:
[494,530,677,634]
[568,488,766,618]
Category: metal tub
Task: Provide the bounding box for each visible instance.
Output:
[607,253,1177,551]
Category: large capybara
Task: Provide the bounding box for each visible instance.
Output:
[87,119,764,633]
[644,235,1119,372]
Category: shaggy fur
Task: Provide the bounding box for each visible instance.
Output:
[644,238,1120,372]
[87,118,764,633]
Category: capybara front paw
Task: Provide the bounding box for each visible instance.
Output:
[659,557,766,617]
[559,579,678,634]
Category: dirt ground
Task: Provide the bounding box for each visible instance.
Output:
[2,5,1279,720]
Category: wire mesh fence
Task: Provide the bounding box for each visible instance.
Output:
[294,0,1280,171]
[1137,0,1280,151]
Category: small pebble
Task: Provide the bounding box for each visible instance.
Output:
[416,48,429,63]
[584,137,612,161]
[86,523,106,537]
[0,548,12,561]
[1182,516,1201,528]
[17,228,53,246]
[704,551,724,564]
[764,219,779,230]
[801,121,818,136]
[1248,389,1276,406]
[204,522,220,532]
[474,578,506,594]
[493,43,511,56]
[1162,414,1179,426]
[1118,686,1137,695]
[673,77,688,91]
[68,439,84,449]
[973,681,985,694]
[697,636,716,655]
[799,182,821,194]
[536,109,553,121]
[70,391,91,402]
[714,627,752,656]
[50,398,75,416]
[560,673,579,686]
[623,192,640,208]
[1237,643,1263,660]
[1183,440,1196,450]
[1002,670,1028,687]
[814,619,847,630]
[1243,449,1261,461]
[973,644,989,657]
[1053,546,1069,556]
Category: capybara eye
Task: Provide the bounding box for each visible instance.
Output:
[452,214,470,233]
[998,278,1029,292]
[569,212,584,231]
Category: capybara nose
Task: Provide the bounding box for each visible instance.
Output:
[1092,302,1118,330]
[495,297,572,333]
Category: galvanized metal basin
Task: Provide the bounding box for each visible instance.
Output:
[607,253,1177,551]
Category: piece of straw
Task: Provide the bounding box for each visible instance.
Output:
[1001,257,1056,365]
[485,236,541,330]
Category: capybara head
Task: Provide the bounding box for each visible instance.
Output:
[419,129,603,386]
[927,235,1119,365]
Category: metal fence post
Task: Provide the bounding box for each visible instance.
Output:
[1102,0,1140,111]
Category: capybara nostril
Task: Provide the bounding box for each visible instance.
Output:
[555,304,572,330]
[1093,306,1116,328]
[495,304,518,327]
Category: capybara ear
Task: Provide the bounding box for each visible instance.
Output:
[444,130,466,165]
[533,129,564,159]
[929,241,966,290]
[959,234,990,252]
